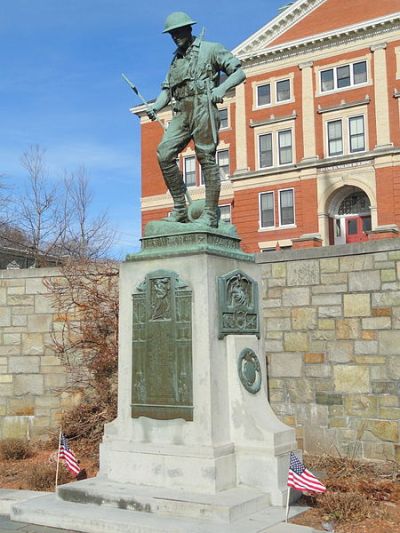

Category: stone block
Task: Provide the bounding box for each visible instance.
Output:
[379,331,400,355]
[266,331,283,339]
[0,288,6,304]
[364,441,395,460]
[316,392,343,405]
[271,263,286,278]
[267,287,282,299]
[354,340,378,355]
[282,287,310,307]
[263,308,291,318]
[286,378,313,402]
[12,315,27,327]
[362,316,391,330]
[371,381,400,394]
[318,306,342,318]
[265,340,284,352]
[370,366,388,380]
[27,314,53,333]
[25,278,46,294]
[291,307,317,330]
[264,299,282,308]
[361,330,377,340]
[329,405,344,416]
[318,319,335,330]
[14,374,44,395]
[327,341,353,363]
[22,333,45,355]
[312,284,348,294]
[304,353,324,364]
[340,255,373,272]
[381,269,397,282]
[320,257,339,273]
[334,365,370,393]
[344,395,378,417]
[313,378,332,391]
[284,332,309,352]
[379,407,400,419]
[3,333,21,345]
[0,375,13,383]
[344,293,370,317]
[310,330,335,341]
[355,356,385,364]
[336,318,360,339]
[287,260,319,286]
[8,356,40,374]
[11,305,34,316]
[7,286,25,295]
[329,417,347,428]
[304,364,331,378]
[265,318,291,331]
[372,292,400,307]
[0,345,20,356]
[7,295,34,306]
[268,278,286,287]
[368,420,399,442]
[40,355,61,366]
[35,295,54,313]
[374,252,389,261]
[269,353,303,378]
[320,273,348,285]
[348,271,381,292]
[387,356,400,379]
[0,307,11,326]
[44,373,67,388]
[312,294,342,306]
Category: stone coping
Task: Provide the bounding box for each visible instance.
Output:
[256,238,400,264]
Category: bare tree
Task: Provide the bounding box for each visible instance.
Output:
[62,167,115,260]
[17,145,69,264]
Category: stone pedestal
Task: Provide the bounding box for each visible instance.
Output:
[12,224,298,532]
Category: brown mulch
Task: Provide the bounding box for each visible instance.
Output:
[0,446,399,533]
[290,454,400,533]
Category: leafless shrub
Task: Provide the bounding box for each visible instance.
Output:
[0,438,33,460]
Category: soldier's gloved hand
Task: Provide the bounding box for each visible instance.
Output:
[146,107,158,121]
[211,87,224,104]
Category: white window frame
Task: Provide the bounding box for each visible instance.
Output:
[319,59,369,94]
[183,155,196,187]
[278,188,295,228]
[217,149,230,180]
[257,128,294,169]
[259,191,275,229]
[218,204,232,224]
[218,107,229,130]
[253,75,294,109]
[324,112,367,158]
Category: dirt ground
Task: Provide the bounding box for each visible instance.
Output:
[0,445,399,533]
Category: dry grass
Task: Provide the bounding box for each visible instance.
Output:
[0,439,33,461]
[25,463,70,491]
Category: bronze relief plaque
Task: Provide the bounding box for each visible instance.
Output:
[218,269,260,339]
[131,270,193,420]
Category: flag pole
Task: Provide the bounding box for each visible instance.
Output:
[55,428,62,491]
[285,486,291,522]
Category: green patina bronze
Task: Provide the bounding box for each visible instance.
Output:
[218,270,260,339]
[131,270,193,421]
[238,348,262,394]
[145,11,246,228]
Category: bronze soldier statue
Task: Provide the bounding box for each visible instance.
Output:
[147,12,246,228]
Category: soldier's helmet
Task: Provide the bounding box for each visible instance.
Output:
[162,12,197,33]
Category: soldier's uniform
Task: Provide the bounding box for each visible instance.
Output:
[157,37,242,226]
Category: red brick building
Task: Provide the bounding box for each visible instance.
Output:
[134,0,400,253]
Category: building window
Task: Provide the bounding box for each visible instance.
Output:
[184,156,196,186]
[327,120,343,156]
[279,189,295,226]
[219,108,228,129]
[259,192,275,228]
[326,115,366,157]
[276,79,290,102]
[278,130,293,165]
[257,84,271,106]
[217,149,230,179]
[219,204,231,224]
[258,129,294,168]
[349,116,365,153]
[320,60,367,93]
[259,134,273,168]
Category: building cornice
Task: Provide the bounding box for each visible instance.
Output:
[317,96,370,114]
[239,13,400,68]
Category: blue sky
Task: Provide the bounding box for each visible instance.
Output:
[1,0,285,258]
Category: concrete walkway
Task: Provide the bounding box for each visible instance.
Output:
[0,489,322,533]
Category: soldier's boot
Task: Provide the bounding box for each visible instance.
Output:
[194,159,220,228]
[159,162,188,223]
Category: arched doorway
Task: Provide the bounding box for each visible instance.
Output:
[328,187,371,245]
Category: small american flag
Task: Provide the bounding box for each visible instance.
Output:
[287,452,326,494]
[59,433,81,477]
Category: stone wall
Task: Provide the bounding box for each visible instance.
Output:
[258,239,400,462]
[0,267,76,440]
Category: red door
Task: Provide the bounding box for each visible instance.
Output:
[345,216,371,243]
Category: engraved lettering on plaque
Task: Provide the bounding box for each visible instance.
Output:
[218,270,260,339]
[132,270,193,420]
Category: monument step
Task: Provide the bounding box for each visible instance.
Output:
[57,478,270,523]
[11,492,316,533]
